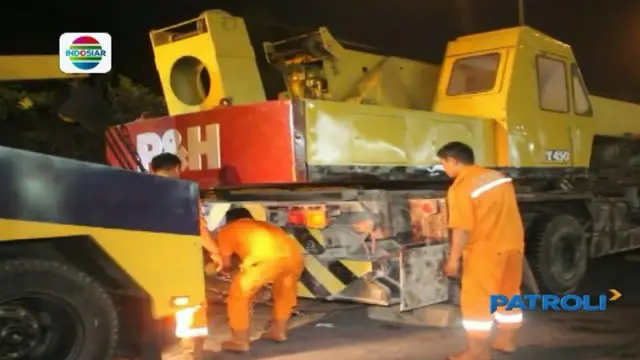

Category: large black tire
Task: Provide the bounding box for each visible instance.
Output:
[0,259,118,360]
[527,214,588,295]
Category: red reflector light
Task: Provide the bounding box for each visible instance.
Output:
[288,210,305,225]
[422,203,433,213]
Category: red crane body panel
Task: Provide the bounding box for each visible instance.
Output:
[106,101,300,188]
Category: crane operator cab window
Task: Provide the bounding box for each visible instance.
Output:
[536,55,569,112]
[446,53,501,95]
[571,63,593,116]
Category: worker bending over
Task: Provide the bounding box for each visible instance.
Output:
[438,142,524,360]
[215,207,304,353]
[149,153,221,267]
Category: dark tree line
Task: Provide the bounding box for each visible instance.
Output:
[0,76,166,164]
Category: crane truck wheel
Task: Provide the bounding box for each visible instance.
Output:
[0,259,118,360]
[527,214,588,295]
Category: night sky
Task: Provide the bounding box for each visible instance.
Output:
[4,0,640,102]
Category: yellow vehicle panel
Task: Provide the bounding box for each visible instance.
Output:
[302,99,496,168]
[591,96,640,136]
[0,220,205,318]
[0,147,206,319]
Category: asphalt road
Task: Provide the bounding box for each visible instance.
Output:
[198,250,640,360]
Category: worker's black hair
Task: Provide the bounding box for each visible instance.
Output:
[225,207,254,223]
[436,141,475,165]
[150,153,182,172]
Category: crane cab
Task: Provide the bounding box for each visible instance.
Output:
[433,27,595,170]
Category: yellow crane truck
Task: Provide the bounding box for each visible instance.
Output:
[0,59,207,360]
[104,10,640,312]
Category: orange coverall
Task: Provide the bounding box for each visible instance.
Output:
[216,219,304,331]
[447,165,525,339]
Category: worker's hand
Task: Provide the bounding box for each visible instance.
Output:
[218,268,236,280]
[210,253,223,273]
[443,256,460,277]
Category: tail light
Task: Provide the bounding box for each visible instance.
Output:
[287,208,305,225]
[305,208,327,228]
[284,206,327,228]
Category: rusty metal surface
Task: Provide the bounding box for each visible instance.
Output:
[408,198,448,243]
[329,276,397,306]
[399,243,449,311]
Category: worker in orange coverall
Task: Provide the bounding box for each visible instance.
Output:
[215,207,304,353]
[438,142,524,360]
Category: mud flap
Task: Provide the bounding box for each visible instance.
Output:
[399,243,449,311]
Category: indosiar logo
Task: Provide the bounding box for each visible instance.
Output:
[59,33,112,74]
[490,289,622,313]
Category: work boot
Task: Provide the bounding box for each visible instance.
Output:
[447,339,491,360]
[491,328,517,353]
[260,319,288,342]
[220,329,250,353]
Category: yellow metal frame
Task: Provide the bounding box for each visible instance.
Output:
[0,55,86,81]
[150,10,266,116]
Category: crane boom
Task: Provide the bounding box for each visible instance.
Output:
[0,55,87,81]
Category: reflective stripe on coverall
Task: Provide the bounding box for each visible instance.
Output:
[217,219,304,331]
[448,166,525,338]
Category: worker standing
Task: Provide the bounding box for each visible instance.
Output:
[149,153,222,268]
[437,142,524,360]
[215,207,304,353]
